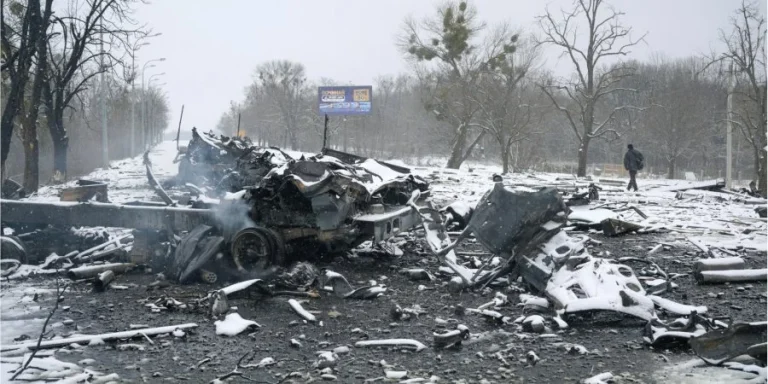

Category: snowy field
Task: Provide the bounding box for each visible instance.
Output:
[1,140,766,383]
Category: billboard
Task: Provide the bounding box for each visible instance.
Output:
[318,86,372,115]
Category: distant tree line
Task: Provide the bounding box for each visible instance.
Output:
[218,0,766,191]
[1,0,169,192]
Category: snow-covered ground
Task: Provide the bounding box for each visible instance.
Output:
[32,141,181,204]
[25,140,768,255]
[409,163,766,252]
[1,140,766,382]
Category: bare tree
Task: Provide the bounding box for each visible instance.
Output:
[400,1,520,169]
[3,0,54,191]
[537,0,645,176]
[44,0,145,182]
[1,0,47,185]
[472,33,544,173]
[641,58,723,178]
[717,0,767,193]
[18,0,53,192]
[255,60,306,149]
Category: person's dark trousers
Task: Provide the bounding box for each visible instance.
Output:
[628,170,638,191]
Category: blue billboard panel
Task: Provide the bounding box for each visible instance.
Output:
[318,86,372,115]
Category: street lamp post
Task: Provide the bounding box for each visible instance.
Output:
[726,61,735,189]
[127,35,159,156]
[146,73,165,146]
[148,83,167,145]
[141,58,165,150]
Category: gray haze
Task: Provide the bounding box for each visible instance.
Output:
[132,0,765,132]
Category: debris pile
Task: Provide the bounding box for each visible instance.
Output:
[0,136,766,382]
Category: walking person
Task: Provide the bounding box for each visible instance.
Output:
[623,144,644,191]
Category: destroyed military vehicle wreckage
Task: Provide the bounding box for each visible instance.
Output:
[1,129,765,373]
[167,129,433,283]
[1,128,431,284]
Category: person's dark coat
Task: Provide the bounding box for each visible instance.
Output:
[624,149,644,171]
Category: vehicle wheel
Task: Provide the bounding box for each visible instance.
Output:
[231,227,281,272]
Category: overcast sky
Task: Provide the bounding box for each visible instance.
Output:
[132,0,766,133]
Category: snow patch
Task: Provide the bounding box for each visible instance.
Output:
[214,313,261,336]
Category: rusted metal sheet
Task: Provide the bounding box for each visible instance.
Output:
[0,199,215,232]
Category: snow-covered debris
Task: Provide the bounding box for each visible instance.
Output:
[582,372,613,384]
[214,313,261,336]
[287,299,316,322]
[355,338,427,352]
[547,256,656,321]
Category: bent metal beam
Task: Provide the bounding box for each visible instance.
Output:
[0,199,215,232]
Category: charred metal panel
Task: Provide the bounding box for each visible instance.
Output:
[355,206,422,243]
[468,184,566,255]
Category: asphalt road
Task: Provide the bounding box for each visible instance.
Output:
[6,230,764,384]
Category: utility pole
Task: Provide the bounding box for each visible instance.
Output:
[100,3,108,167]
[141,69,146,150]
[726,61,734,189]
[130,56,135,156]
[141,60,165,149]
[236,113,241,138]
[322,114,329,151]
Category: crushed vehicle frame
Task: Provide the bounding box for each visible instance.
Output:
[0,129,431,284]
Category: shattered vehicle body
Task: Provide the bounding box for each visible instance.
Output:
[421,183,659,322]
[171,129,430,282]
[1,129,430,284]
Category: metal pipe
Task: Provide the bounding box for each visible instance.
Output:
[693,257,745,275]
[75,234,133,260]
[94,270,116,291]
[0,323,198,352]
[696,268,767,284]
[67,263,135,280]
[77,242,132,263]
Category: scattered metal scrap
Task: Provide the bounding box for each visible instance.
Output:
[0,129,765,381]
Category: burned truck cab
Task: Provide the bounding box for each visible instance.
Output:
[226,149,430,270]
[172,129,430,282]
[0,129,430,284]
